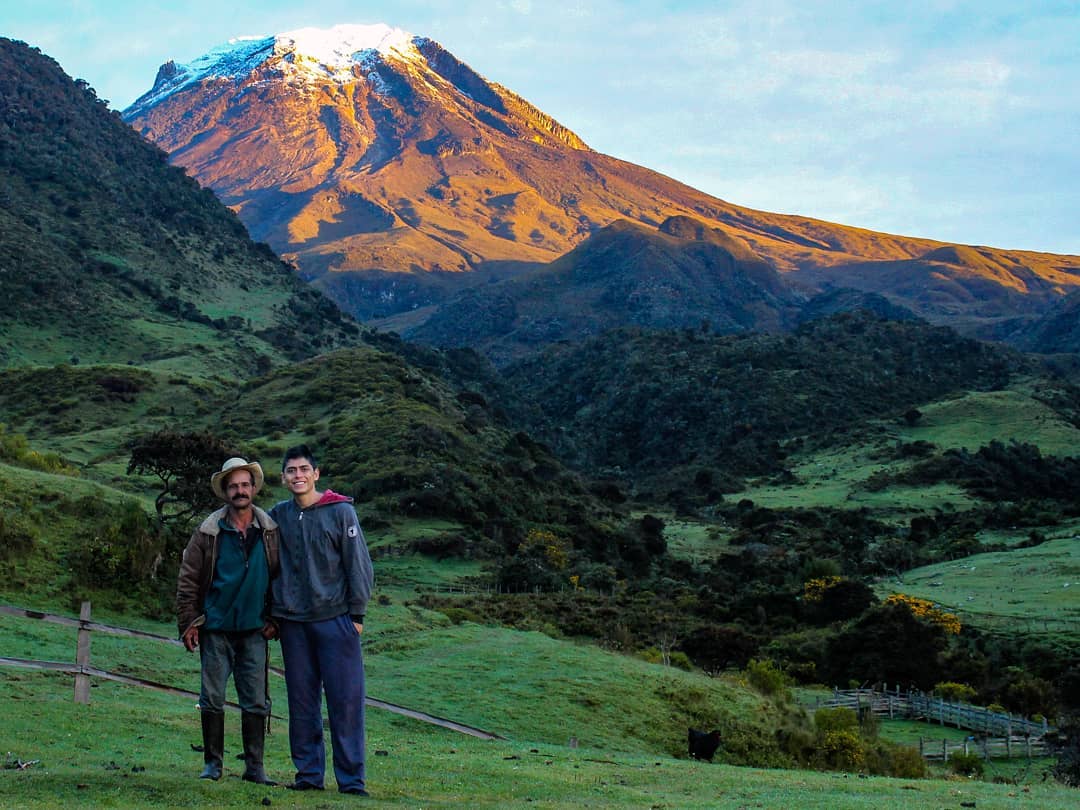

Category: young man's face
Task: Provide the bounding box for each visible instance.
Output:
[281,457,319,499]
[224,469,255,509]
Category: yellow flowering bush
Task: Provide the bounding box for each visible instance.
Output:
[521,528,569,570]
[803,575,843,603]
[885,593,961,634]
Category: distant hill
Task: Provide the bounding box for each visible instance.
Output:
[1010,288,1080,354]
[0,37,359,375]
[124,24,1080,337]
[494,311,1028,496]
[390,216,799,364]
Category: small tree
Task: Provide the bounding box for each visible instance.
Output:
[127,430,234,529]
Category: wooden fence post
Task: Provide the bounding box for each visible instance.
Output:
[74,600,92,704]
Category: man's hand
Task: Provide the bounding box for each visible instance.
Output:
[182,625,199,652]
[261,621,278,640]
[353,622,364,636]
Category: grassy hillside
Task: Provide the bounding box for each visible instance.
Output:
[883,531,1080,639]
[2,501,1076,807]
[5,678,1076,808]
[0,37,360,376]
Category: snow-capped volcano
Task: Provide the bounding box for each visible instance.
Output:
[125,24,1078,330]
[126,24,424,117]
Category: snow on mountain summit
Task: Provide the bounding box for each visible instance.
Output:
[125,23,420,117]
[278,23,420,73]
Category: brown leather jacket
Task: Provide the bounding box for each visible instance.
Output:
[175,505,280,637]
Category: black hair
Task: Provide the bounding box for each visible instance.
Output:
[281,444,317,472]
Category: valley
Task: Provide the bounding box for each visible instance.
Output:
[1,28,1079,805]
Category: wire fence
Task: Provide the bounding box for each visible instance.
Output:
[0,602,503,740]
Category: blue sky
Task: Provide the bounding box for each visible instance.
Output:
[4,1,1079,255]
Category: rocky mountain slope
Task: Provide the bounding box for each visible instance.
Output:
[124,25,1080,335]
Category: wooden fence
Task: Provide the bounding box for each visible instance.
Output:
[0,602,503,740]
[819,687,1051,738]
[817,687,1053,760]
[918,735,1049,761]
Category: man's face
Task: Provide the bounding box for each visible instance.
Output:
[282,458,319,498]
[224,470,256,508]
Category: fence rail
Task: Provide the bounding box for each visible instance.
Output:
[820,687,1050,739]
[918,735,1050,761]
[817,687,1054,760]
[0,602,503,740]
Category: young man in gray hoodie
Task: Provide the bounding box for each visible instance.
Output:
[270,444,374,796]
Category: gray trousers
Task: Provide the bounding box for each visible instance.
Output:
[198,628,269,715]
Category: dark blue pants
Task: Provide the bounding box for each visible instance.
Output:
[279,615,366,792]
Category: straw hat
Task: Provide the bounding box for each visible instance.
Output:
[210,457,265,501]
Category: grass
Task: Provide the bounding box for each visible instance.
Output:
[2,668,1076,809]
[896,388,1080,456]
[3,555,1076,808]
[739,438,976,518]
[879,534,1080,639]
[650,515,729,562]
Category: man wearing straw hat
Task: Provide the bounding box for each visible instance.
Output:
[176,457,280,783]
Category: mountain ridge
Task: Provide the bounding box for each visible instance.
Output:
[124,24,1080,338]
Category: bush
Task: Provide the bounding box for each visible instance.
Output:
[935,681,977,703]
[67,501,163,588]
[746,658,791,697]
[814,706,859,734]
[819,729,865,771]
[440,607,481,625]
[886,744,928,778]
[0,509,38,559]
[948,751,985,777]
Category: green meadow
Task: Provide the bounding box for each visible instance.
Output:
[882,533,1080,638]
[2,590,1075,810]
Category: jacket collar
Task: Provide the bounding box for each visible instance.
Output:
[197,504,278,536]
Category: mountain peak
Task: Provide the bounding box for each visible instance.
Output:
[125,23,421,117]
[274,23,421,75]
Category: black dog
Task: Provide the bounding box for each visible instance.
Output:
[688,728,722,761]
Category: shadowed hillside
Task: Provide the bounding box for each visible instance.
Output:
[393,217,800,364]
[0,37,359,375]
[496,311,1027,495]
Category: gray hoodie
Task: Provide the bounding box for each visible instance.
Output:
[270,490,373,623]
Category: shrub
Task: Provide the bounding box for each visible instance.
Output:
[886,744,928,778]
[820,729,865,771]
[948,751,985,777]
[746,658,791,697]
[0,509,38,559]
[814,706,859,734]
[0,423,78,475]
[639,648,693,671]
[884,593,961,634]
[440,607,481,625]
[67,501,163,587]
[935,681,977,703]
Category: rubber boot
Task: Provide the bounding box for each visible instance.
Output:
[199,711,224,780]
[241,712,274,784]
